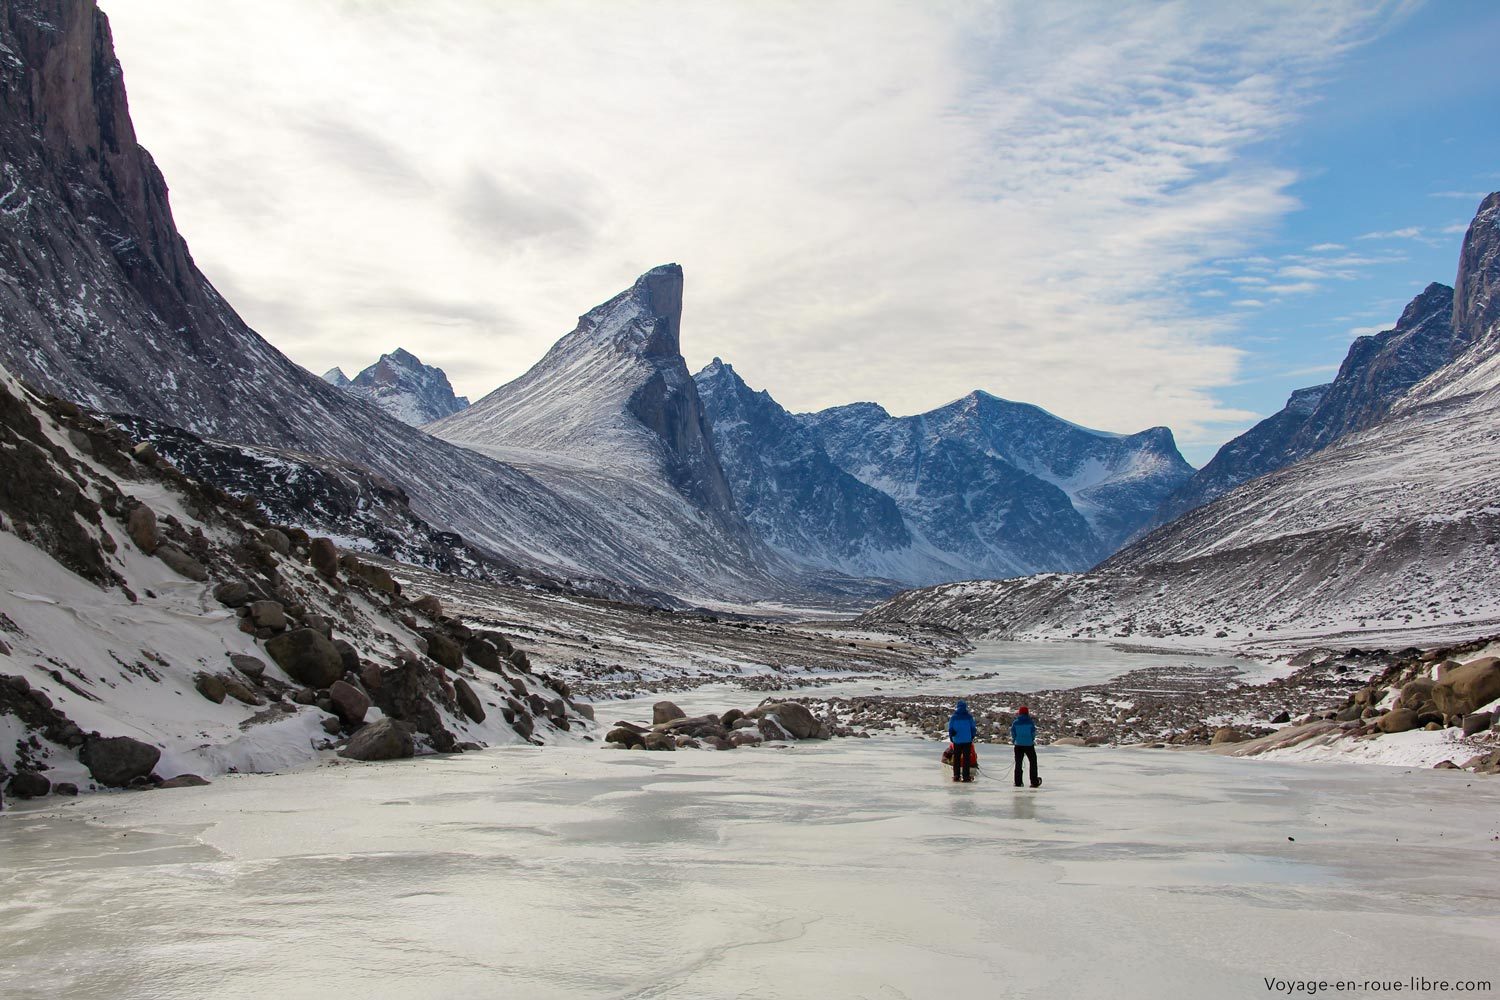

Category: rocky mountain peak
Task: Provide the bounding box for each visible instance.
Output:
[1454,192,1500,343]
[573,263,684,360]
[1286,384,1331,415]
[322,349,468,427]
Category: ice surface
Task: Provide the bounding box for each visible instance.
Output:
[2,740,1497,999]
[955,640,1262,691]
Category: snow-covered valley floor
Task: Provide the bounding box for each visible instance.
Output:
[2,739,1497,1000]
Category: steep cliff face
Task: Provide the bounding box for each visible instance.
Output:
[322,349,469,427]
[429,266,781,593]
[1153,281,1459,527]
[1412,193,1500,403]
[694,359,911,574]
[0,3,787,603]
[432,266,741,520]
[797,391,1194,580]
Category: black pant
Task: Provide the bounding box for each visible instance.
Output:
[1014,745,1038,786]
[952,742,973,781]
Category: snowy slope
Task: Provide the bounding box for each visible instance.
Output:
[1154,282,1462,527]
[322,349,470,426]
[864,192,1500,642]
[797,391,1194,580]
[0,364,588,793]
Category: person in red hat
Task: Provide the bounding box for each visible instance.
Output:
[1011,706,1040,788]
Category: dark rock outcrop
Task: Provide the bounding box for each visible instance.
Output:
[79,735,160,787]
[265,629,344,689]
[338,718,415,761]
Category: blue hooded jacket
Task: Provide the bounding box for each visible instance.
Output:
[1011,712,1036,747]
[948,701,977,744]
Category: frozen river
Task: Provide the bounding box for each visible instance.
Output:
[604,639,1269,721]
[954,639,1262,690]
[2,738,1497,999]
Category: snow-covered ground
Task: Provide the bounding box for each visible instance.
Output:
[2,739,1496,1000]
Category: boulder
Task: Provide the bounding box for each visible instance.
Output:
[310,537,339,579]
[465,639,504,673]
[1399,677,1436,711]
[6,770,51,798]
[155,544,208,581]
[329,679,371,724]
[1376,709,1419,734]
[720,708,745,727]
[339,718,415,761]
[653,701,686,725]
[570,701,595,721]
[332,639,361,674]
[1051,737,1088,746]
[278,526,311,550]
[302,614,334,638]
[131,441,158,464]
[220,674,264,705]
[342,556,399,595]
[212,581,253,608]
[248,600,286,631]
[508,704,535,740]
[665,714,728,740]
[157,774,211,788]
[1432,657,1500,717]
[194,672,227,704]
[422,631,464,671]
[52,782,78,796]
[126,503,161,553]
[642,731,677,751]
[453,677,486,723]
[749,702,822,739]
[482,631,515,657]
[259,528,291,556]
[1269,711,1291,724]
[508,649,531,673]
[729,730,763,748]
[412,595,443,618]
[321,716,342,735]
[757,716,793,742]
[1462,712,1494,737]
[265,628,345,688]
[80,735,161,787]
[1211,727,1246,745]
[605,727,645,749]
[229,654,266,680]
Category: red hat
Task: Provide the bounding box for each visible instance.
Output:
[1018,705,1029,714]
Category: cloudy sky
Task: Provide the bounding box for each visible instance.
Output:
[100,0,1500,463]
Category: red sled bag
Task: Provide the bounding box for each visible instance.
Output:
[941,743,978,767]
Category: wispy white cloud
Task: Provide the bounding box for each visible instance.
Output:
[1306,242,1345,252]
[1358,226,1423,240]
[1232,299,1267,309]
[99,0,1410,446]
[1264,281,1322,296]
[1429,190,1489,200]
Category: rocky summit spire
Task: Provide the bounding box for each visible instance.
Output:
[1454,192,1500,343]
[430,264,745,530]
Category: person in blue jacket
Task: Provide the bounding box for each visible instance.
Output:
[1011,706,1041,788]
[947,700,977,782]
